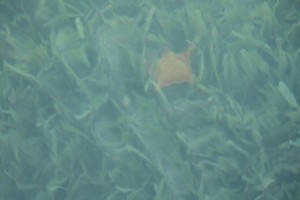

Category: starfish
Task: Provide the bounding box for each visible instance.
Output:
[150,46,193,88]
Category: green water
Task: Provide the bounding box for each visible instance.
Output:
[0,0,300,199]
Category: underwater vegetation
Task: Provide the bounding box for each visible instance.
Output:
[0,0,300,199]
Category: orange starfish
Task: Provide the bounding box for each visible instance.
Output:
[150,46,193,88]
